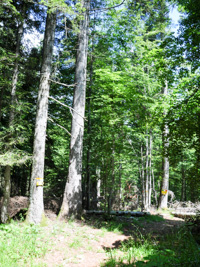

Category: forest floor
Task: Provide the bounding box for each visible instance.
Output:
[32,209,186,267]
[1,197,199,266]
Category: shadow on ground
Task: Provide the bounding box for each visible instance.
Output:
[84,213,200,267]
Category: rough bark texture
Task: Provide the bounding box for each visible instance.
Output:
[0,19,23,223]
[26,11,56,224]
[59,0,90,219]
[159,81,169,209]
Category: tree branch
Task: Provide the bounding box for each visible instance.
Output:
[48,95,87,120]
[90,0,126,12]
[48,115,73,137]
[49,79,76,87]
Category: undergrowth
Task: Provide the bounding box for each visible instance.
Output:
[0,221,48,267]
[102,226,200,266]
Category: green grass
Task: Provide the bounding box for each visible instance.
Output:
[69,237,83,248]
[0,221,48,267]
[137,214,165,223]
[102,226,200,266]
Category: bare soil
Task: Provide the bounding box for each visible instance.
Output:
[1,197,185,266]
[34,209,185,267]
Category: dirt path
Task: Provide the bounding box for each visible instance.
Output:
[34,211,184,267]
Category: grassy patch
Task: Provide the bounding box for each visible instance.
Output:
[0,221,48,267]
[137,214,165,223]
[102,226,200,266]
[69,237,83,248]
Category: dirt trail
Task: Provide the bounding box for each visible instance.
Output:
[35,211,184,267]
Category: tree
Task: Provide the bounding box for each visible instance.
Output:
[59,0,90,219]
[0,2,24,223]
[159,81,169,209]
[26,9,57,224]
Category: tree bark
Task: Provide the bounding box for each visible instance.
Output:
[140,145,145,211]
[59,0,90,219]
[26,10,57,224]
[181,155,186,202]
[86,44,94,210]
[108,142,115,214]
[145,132,149,210]
[0,86,5,122]
[159,81,169,209]
[0,17,23,223]
[148,130,152,207]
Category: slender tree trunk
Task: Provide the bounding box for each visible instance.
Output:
[0,86,5,122]
[96,167,101,208]
[181,155,186,202]
[59,0,90,219]
[148,130,152,207]
[0,18,23,223]
[145,132,149,210]
[141,145,145,211]
[108,142,115,214]
[86,46,94,210]
[118,163,122,207]
[26,11,57,224]
[152,168,158,206]
[159,81,169,209]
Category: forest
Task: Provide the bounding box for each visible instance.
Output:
[0,0,200,265]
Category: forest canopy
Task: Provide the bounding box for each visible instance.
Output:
[0,0,199,223]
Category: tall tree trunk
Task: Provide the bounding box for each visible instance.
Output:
[26,10,57,224]
[152,168,158,206]
[0,17,23,223]
[0,86,5,122]
[159,81,169,209]
[59,0,90,219]
[141,145,145,211]
[181,155,186,201]
[108,142,115,214]
[86,45,94,210]
[145,132,149,210]
[148,130,152,207]
[96,167,101,208]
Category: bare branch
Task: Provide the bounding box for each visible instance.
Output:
[49,79,76,87]
[48,116,73,137]
[48,95,87,121]
[90,0,126,12]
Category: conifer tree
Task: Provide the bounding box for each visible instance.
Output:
[26,9,57,224]
[59,0,90,218]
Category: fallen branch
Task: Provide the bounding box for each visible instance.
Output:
[85,210,150,217]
